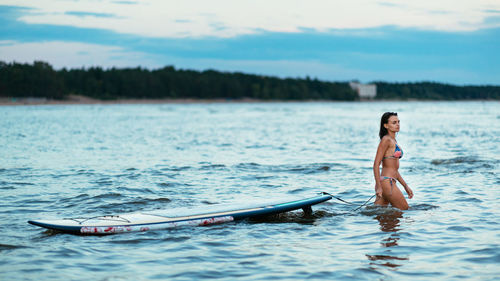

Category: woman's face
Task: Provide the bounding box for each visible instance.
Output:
[385,115,400,133]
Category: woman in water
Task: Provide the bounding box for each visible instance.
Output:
[373,112,413,210]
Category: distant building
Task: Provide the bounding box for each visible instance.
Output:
[349,82,377,99]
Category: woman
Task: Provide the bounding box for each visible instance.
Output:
[373,112,413,210]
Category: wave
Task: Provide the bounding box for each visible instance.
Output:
[0,181,34,186]
[234,162,346,174]
[409,203,440,211]
[447,226,473,232]
[153,165,193,172]
[127,197,171,205]
[455,197,483,203]
[129,162,349,177]
[430,156,498,175]
[52,193,123,209]
[357,203,439,216]
[431,156,495,166]
[200,163,228,170]
[0,243,27,252]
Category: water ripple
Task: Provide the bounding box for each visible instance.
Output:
[1,102,498,281]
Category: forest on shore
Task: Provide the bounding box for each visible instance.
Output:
[1,61,499,101]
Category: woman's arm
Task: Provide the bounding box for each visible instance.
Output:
[396,171,413,199]
[373,138,390,198]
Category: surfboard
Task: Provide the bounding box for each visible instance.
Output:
[28,194,332,235]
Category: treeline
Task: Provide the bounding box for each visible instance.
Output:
[0,61,357,101]
[374,82,500,100]
[1,61,499,101]
[0,61,66,99]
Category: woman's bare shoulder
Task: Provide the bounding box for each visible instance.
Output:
[380,135,393,144]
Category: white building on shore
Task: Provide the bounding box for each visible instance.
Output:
[349,82,377,99]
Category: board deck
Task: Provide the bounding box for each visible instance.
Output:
[28,194,332,234]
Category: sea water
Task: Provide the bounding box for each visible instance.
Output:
[0,101,499,280]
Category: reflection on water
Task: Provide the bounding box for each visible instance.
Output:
[367,209,409,269]
[377,210,402,238]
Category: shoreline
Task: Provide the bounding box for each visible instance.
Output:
[0,95,497,106]
[1,95,361,106]
[0,95,271,106]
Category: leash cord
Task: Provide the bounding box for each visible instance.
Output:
[321,192,375,212]
[350,194,376,212]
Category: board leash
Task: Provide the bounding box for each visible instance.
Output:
[321,192,375,213]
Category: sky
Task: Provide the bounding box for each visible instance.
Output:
[1,0,499,85]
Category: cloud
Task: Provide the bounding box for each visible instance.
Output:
[2,37,498,85]
[111,1,137,4]
[64,11,118,18]
[1,2,499,84]
[0,40,162,69]
[3,0,500,39]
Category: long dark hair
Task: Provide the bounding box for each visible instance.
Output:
[379,112,398,139]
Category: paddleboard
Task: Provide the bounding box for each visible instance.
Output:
[28,194,332,235]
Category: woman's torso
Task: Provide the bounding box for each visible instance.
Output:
[381,139,402,177]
